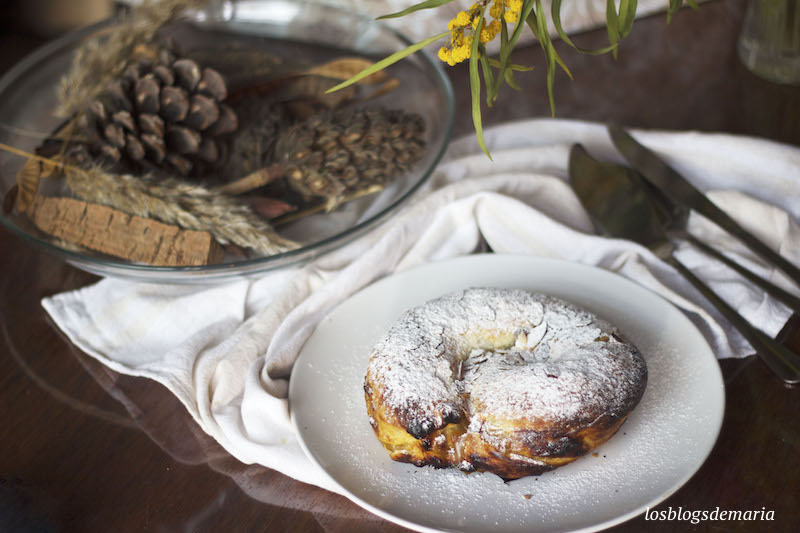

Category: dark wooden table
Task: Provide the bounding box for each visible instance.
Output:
[1,0,799,531]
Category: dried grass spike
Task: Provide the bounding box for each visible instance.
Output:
[57,0,216,118]
[63,165,298,255]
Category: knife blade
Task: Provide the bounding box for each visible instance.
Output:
[569,143,800,384]
[566,144,669,251]
[608,124,800,286]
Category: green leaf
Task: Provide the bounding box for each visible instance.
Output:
[470,7,491,159]
[617,0,638,38]
[606,0,621,58]
[551,0,617,55]
[507,0,537,54]
[478,44,495,107]
[377,0,457,20]
[504,68,522,91]
[552,44,573,80]
[528,0,572,116]
[667,0,683,23]
[326,31,449,93]
[529,1,572,78]
[531,6,556,115]
[494,0,536,104]
[489,16,511,102]
[487,58,533,71]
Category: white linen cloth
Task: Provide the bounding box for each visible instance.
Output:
[42,119,800,494]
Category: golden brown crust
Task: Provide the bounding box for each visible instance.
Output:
[366,382,634,480]
[363,288,647,481]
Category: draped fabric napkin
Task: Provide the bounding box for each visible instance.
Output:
[42,119,800,494]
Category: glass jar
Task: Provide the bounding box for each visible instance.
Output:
[738,0,800,84]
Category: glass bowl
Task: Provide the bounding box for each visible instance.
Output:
[0,0,454,283]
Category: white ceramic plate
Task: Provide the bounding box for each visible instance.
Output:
[289,255,725,532]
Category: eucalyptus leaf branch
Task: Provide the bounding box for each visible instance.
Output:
[378,0,458,20]
[494,0,536,105]
[469,5,491,159]
[326,31,450,93]
[552,0,617,54]
[326,0,698,157]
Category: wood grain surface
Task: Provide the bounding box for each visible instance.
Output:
[1,0,799,531]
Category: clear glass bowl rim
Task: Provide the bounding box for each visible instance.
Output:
[0,1,455,281]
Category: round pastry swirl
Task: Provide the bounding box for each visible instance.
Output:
[363,287,647,480]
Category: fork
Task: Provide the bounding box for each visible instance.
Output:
[640,179,800,316]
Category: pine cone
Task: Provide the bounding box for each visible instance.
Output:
[273,108,426,210]
[76,48,238,177]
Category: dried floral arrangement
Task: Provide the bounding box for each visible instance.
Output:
[331,0,698,157]
[1,0,427,267]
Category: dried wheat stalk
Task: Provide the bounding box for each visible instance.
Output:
[64,166,298,255]
[3,137,297,255]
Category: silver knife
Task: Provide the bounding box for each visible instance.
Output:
[569,143,800,384]
[640,173,800,315]
[608,124,800,286]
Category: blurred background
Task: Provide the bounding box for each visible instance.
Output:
[4,0,113,37]
[1,0,115,74]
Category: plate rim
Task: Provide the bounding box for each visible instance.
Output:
[289,254,725,533]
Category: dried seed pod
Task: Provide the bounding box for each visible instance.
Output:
[77,114,102,143]
[72,48,236,177]
[99,143,121,161]
[273,108,426,209]
[341,129,362,145]
[166,153,193,175]
[160,86,189,122]
[196,67,227,100]
[340,166,358,185]
[183,94,219,131]
[112,110,137,133]
[208,103,237,136]
[106,80,132,112]
[135,76,160,114]
[65,143,92,166]
[248,197,296,219]
[125,133,145,161]
[87,101,107,124]
[103,123,126,148]
[138,113,164,137]
[141,133,166,164]
[123,63,143,84]
[152,64,174,86]
[166,126,201,155]
[172,58,201,91]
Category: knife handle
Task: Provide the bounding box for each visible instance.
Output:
[705,207,800,289]
[666,255,800,385]
[683,233,800,316]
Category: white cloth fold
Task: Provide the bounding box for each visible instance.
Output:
[42,119,800,494]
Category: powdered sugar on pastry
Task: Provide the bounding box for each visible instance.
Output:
[363,287,647,479]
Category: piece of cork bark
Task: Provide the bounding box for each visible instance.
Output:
[30,196,224,266]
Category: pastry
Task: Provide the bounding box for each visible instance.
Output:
[363,287,647,480]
